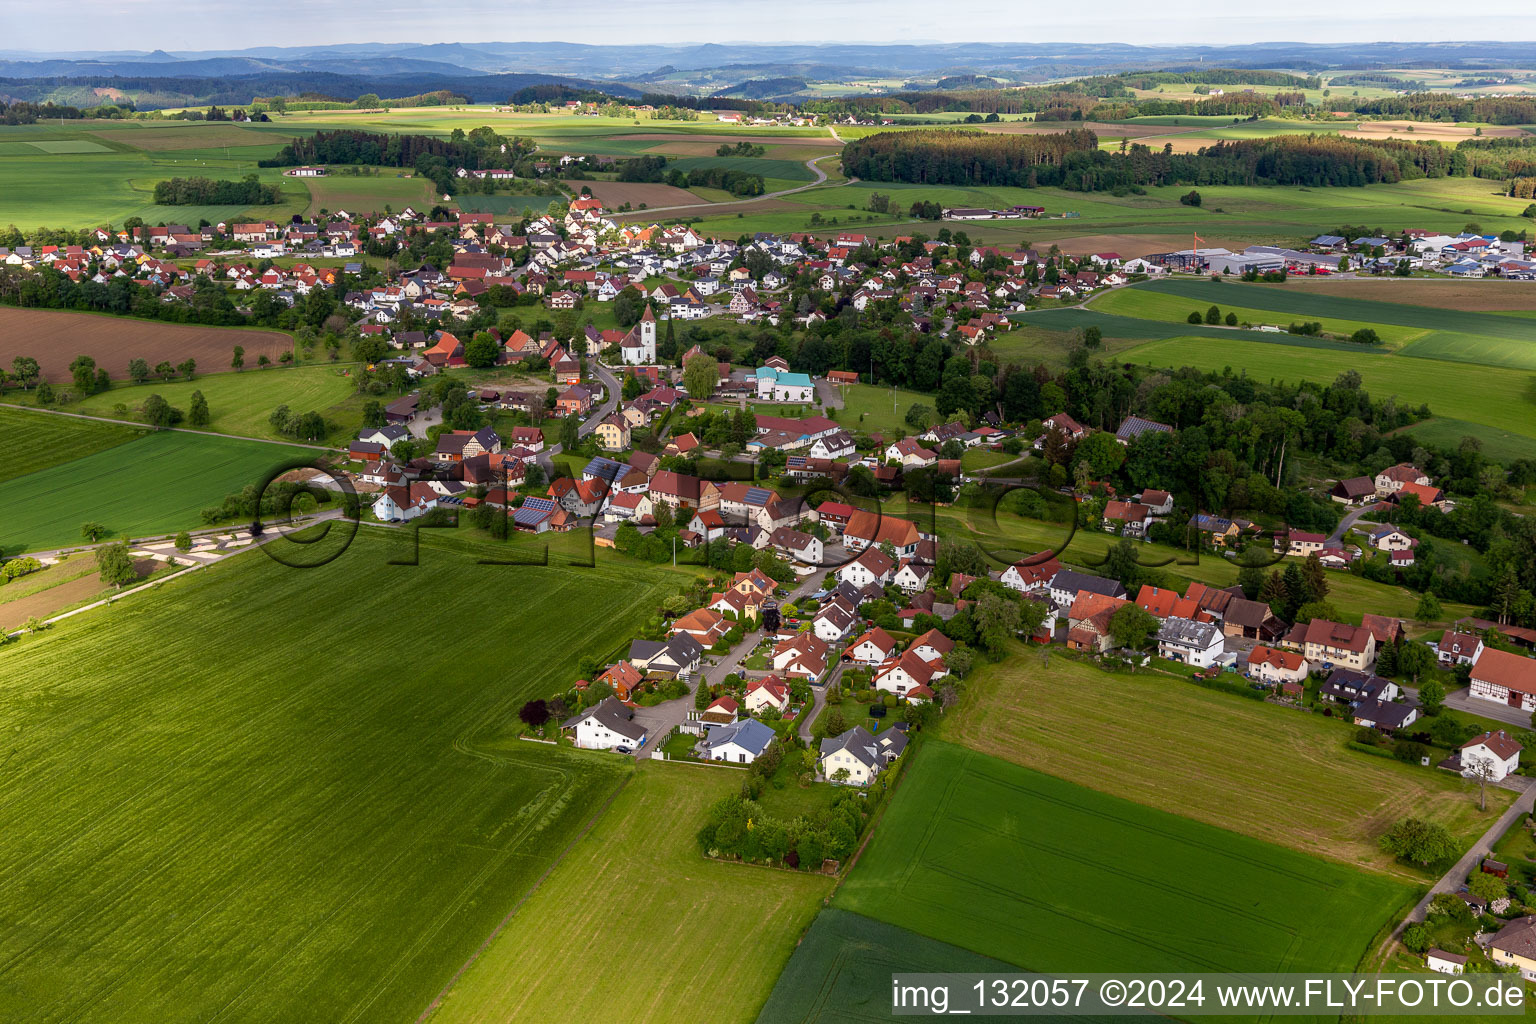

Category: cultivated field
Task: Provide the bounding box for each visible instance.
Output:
[565,179,703,209]
[837,741,1413,973]
[95,124,291,151]
[0,308,292,382]
[1268,277,1536,312]
[1091,286,1429,346]
[302,171,437,217]
[755,908,1022,1024]
[0,405,144,483]
[941,654,1510,875]
[0,529,682,1023]
[429,764,833,1024]
[0,430,322,552]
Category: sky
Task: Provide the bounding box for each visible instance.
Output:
[0,0,1532,54]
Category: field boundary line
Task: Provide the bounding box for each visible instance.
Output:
[0,402,336,451]
[413,772,635,1024]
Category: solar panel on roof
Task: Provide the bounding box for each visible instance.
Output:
[745,487,772,505]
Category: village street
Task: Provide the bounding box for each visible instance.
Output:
[628,563,833,759]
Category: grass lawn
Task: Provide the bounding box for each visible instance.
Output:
[837,739,1414,973]
[959,448,1021,472]
[941,650,1511,877]
[837,382,934,436]
[20,365,366,442]
[428,764,833,1024]
[1118,334,1536,444]
[1397,417,1536,466]
[0,528,684,1023]
[0,430,324,553]
[0,405,146,483]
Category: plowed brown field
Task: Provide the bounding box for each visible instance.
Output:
[0,309,292,381]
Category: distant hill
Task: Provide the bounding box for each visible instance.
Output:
[720,77,809,100]
[0,71,639,109]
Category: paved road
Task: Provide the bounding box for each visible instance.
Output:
[1392,775,1536,940]
[1445,686,1533,729]
[0,402,336,451]
[1328,502,1385,546]
[579,362,621,436]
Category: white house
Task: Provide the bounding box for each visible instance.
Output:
[702,718,776,764]
[836,548,894,589]
[819,725,907,786]
[892,559,933,593]
[810,432,855,460]
[872,650,943,697]
[812,603,858,643]
[846,628,898,665]
[745,675,791,715]
[562,696,648,751]
[1426,950,1467,975]
[1460,730,1523,782]
[1156,617,1225,668]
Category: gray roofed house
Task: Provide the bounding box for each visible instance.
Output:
[701,718,777,764]
[819,724,908,785]
[1352,698,1418,732]
[628,634,704,676]
[1048,569,1128,605]
[562,695,648,750]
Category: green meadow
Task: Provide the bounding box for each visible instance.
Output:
[0,430,320,552]
[1120,333,1536,443]
[12,365,364,442]
[0,406,145,483]
[836,741,1413,973]
[0,529,682,1023]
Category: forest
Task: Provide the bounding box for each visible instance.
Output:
[841,129,1460,191]
[258,127,533,170]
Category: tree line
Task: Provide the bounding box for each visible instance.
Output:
[151,175,282,206]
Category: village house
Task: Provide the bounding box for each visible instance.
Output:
[1469,648,1536,713]
[846,627,898,666]
[1156,617,1225,668]
[772,633,829,679]
[1459,730,1524,782]
[669,608,730,647]
[819,725,907,786]
[1437,630,1484,668]
[1286,619,1377,672]
[745,675,791,716]
[562,696,648,751]
[1245,645,1309,686]
[1375,463,1430,497]
[872,650,944,697]
[836,547,895,589]
[1000,553,1061,595]
[700,718,776,764]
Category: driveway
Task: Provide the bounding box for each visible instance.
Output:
[1328,502,1385,546]
[1444,686,1533,730]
